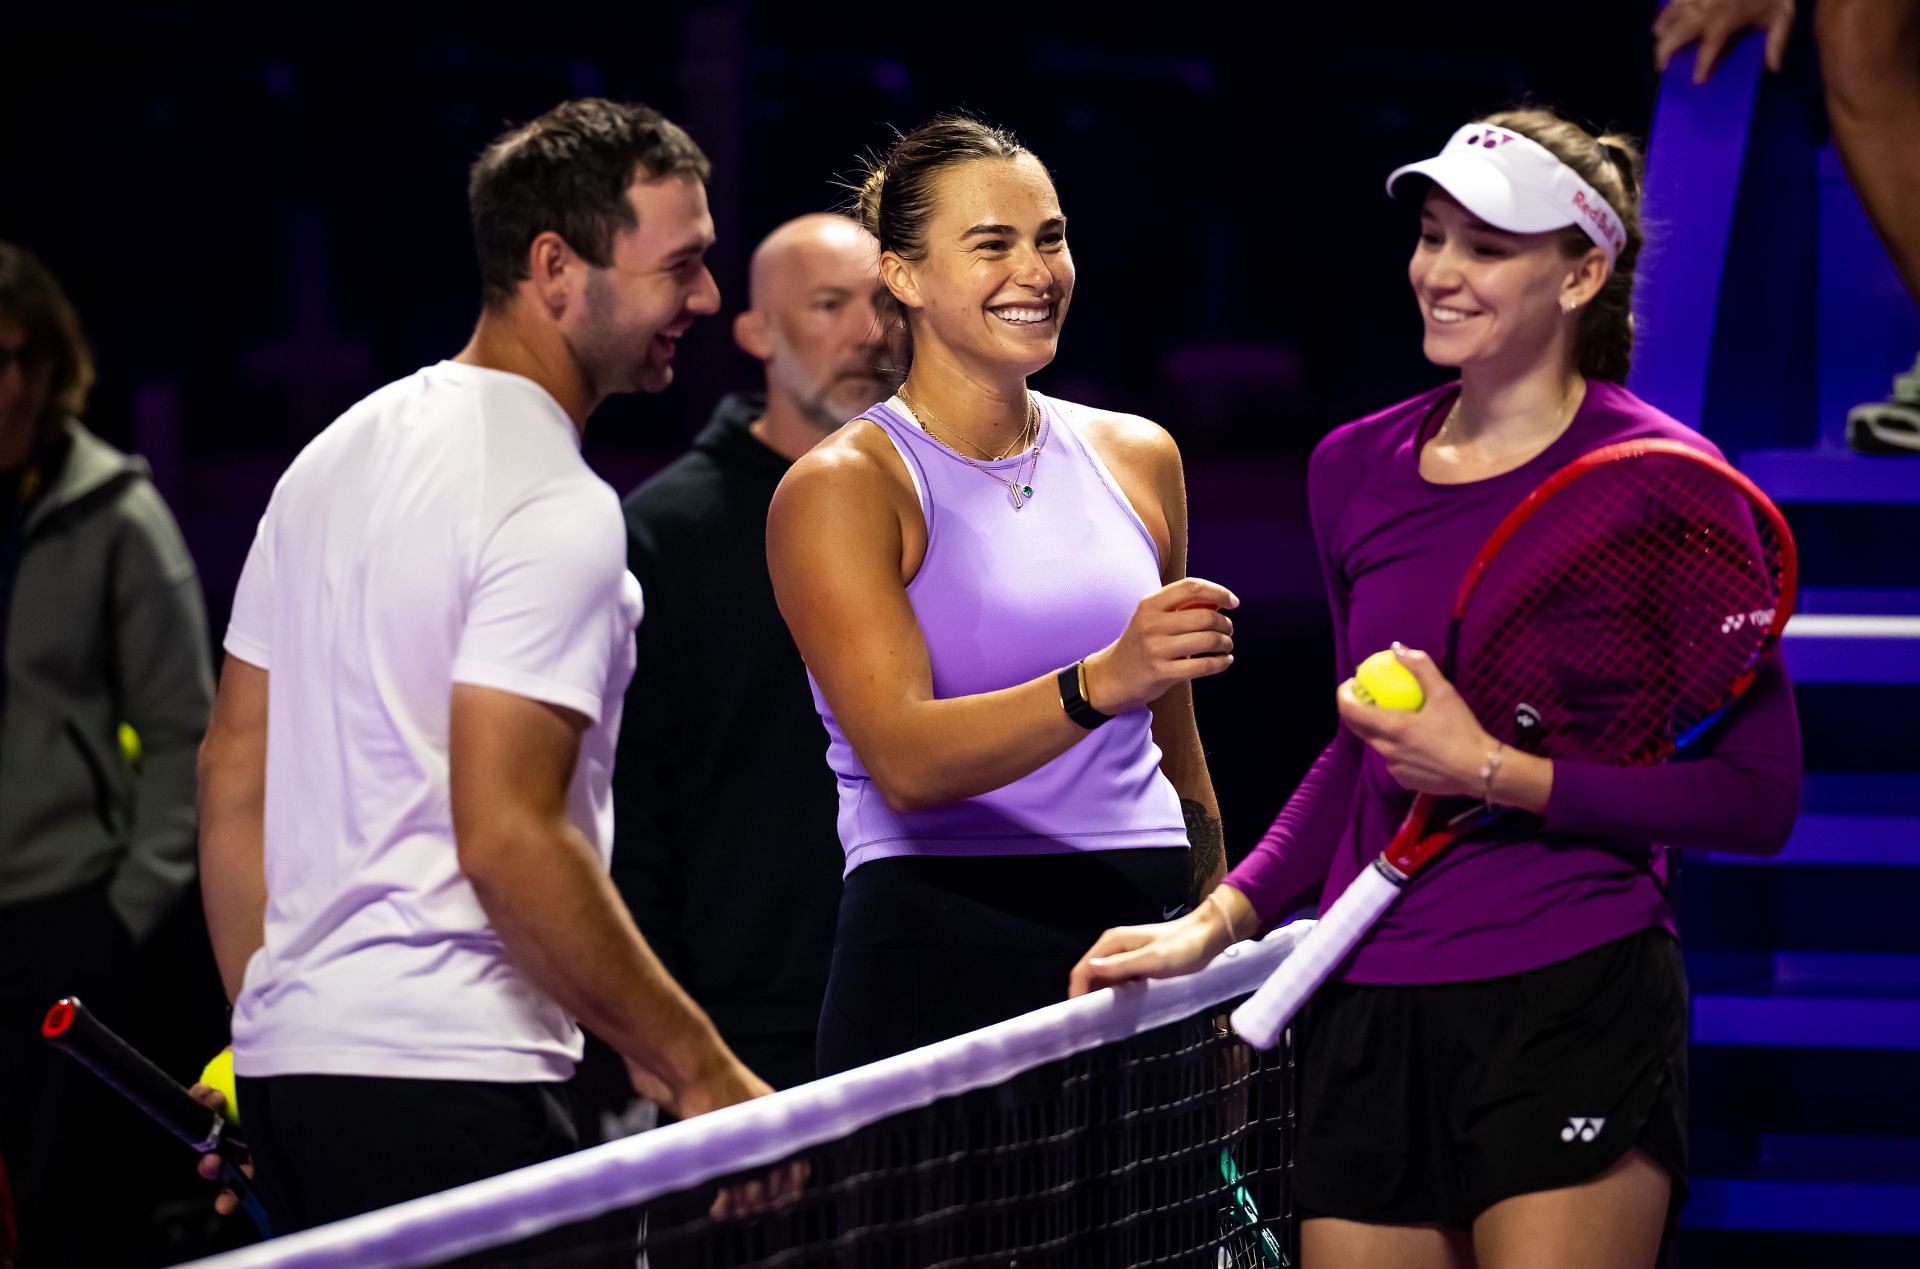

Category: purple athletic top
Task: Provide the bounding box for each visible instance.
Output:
[1224,380,1802,984]
[810,394,1190,877]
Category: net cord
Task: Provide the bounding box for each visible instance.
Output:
[184,920,1316,1269]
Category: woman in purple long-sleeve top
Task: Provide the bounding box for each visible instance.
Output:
[1072,108,1801,1268]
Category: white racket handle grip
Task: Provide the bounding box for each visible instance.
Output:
[1230,860,1405,1049]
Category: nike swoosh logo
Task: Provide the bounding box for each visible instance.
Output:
[1163,905,1187,920]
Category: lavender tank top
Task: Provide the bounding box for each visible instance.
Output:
[811,393,1190,876]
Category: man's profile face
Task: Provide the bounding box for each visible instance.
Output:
[760,226,896,433]
[573,173,721,396]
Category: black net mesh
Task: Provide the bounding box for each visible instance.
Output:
[196,989,1297,1269]
[584,1018,1295,1269]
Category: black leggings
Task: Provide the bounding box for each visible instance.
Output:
[816,848,1189,1076]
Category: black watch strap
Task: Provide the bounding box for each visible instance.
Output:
[1057,661,1112,730]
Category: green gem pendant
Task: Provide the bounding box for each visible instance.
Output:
[1021,484,1034,499]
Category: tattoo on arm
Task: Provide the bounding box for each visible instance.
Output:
[1181,798,1225,904]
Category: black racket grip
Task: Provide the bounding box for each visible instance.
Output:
[41,996,247,1160]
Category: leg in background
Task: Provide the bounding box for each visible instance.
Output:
[1818,0,1920,301]
[1817,0,1920,450]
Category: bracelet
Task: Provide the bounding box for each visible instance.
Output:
[1205,890,1246,944]
[1479,742,1506,812]
[1056,659,1112,730]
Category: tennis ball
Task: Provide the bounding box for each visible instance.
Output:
[199,1047,239,1124]
[1353,649,1424,711]
[118,722,142,768]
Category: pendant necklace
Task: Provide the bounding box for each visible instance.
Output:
[898,388,1045,510]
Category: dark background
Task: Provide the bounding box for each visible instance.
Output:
[1,0,1663,839]
[2,2,1665,1260]
[2,4,1659,470]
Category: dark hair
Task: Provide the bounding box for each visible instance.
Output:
[468,98,710,308]
[849,114,1032,369]
[1480,108,1645,383]
[0,241,95,434]
[854,113,1029,261]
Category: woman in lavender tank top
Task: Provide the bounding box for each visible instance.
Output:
[768,115,1240,1075]
[1071,109,1801,1266]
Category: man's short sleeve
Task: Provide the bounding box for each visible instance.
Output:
[452,481,629,724]
[224,510,275,670]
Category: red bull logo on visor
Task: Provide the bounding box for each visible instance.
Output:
[1571,188,1625,255]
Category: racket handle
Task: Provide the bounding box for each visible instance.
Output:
[1230,861,1405,1049]
[41,997,242,1158]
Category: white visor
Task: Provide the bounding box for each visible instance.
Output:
[1386,123,1625,264]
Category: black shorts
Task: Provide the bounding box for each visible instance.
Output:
[236,1072,580,1254]
[1293,927,1688,1230]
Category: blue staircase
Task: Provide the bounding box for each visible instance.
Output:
[1633,30,1920,1266]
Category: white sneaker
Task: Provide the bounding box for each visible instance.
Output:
[1847,353,1920,455]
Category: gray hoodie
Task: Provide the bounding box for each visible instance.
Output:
[0,419,212,939]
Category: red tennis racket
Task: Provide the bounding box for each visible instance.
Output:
[1234,438,1797,1048]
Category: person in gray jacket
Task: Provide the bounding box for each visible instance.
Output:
[0,241,213,1267]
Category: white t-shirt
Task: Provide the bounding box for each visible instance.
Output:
[225,361,644,1082]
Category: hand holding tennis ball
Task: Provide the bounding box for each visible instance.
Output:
[198,1046,239,1124]
[188,1045,255,1218]
[1351,648,1425,711]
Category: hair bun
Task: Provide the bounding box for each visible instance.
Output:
[1596,134,1644,201]
[854,165,887,237]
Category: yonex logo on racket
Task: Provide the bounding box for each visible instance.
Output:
[1720,607,1778,635]
[1561,1117,1605,1143]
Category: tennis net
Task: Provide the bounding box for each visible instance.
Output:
[185,921,1313,1268]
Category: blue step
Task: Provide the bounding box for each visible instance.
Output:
[1782,613,1920,682]
[1693,1045,1920,1137]
[1750,812,1918,866]
[1686,1134,1920,1234]
[1693,966,1920,1048]
[1741,448,1920,504]
[1710,773,1920,867]
[1800,588,1920,616]
[1691,951,1920,989]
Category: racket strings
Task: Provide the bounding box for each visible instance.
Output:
[1455,455,1789,766]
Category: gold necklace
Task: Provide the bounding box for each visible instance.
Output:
[898,388,1044,510]
[1437,380,1582,453]
[900,387,1035,460]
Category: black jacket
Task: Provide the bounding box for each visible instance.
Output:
[612,394,842,1075]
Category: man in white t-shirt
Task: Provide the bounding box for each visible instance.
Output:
[194,97,769,1234]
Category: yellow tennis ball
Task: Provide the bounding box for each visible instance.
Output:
[199,1047,239,1124]
[118,722,142,768]
[1353,649,1424,711]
